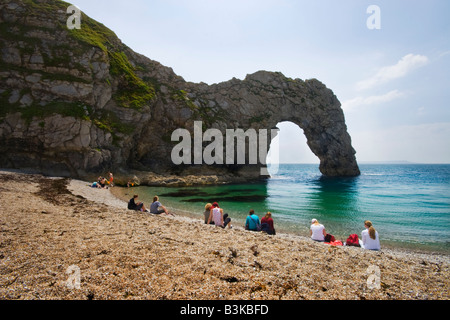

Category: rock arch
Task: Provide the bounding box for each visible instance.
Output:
[171,71,361,178]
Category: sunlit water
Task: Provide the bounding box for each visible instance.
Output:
[114,164,450,254]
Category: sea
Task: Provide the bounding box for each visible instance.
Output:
[114,164,450,254]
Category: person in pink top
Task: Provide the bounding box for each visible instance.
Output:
[207,202,232,229]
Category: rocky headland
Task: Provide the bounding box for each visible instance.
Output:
[0,0,360,186]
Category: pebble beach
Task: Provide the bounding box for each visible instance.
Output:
[0,170,448,300]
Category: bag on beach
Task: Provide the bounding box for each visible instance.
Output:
[260,223,270,234]
[346,234,360,247]
[324,233,335,243]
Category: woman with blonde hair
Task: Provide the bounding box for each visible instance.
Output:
[361,220,381,251]
[204,203,214,224]
[310,218,326,242]
[261,212,276,235]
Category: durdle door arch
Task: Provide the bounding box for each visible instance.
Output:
[167,70,361,179]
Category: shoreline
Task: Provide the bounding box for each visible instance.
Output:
[108,183,449,258]
[1,169,448,300]
[107,182,449,260]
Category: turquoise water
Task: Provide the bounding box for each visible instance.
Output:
[117,164,450,254]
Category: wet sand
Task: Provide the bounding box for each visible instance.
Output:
[0,170,448,300]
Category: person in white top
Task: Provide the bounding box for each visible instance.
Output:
[360,220,381,251]
[310,218,326,242]
[208,202,224,227]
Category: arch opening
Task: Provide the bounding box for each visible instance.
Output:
[266,121,320,177]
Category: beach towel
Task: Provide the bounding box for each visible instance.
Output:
[325,240,343,246]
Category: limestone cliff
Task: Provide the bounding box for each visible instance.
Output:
[0,0,360,185]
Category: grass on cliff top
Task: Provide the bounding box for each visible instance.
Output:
[68,11,118,54]
[21,0,156,110]
[68,10,156,109]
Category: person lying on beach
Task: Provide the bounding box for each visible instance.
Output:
[128,195,148,212]
[92,177,108,189]
[360,220,381,251]
[310,218,326,242]
[207,202,231,228]
[245,209,260,231]
[150,196,175,216]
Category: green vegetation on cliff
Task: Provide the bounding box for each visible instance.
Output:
[2,0,156,111]
[69,11,156,109]
[109,51,155,109]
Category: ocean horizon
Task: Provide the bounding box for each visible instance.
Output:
[115,163,450,254]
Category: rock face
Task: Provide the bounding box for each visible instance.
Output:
[0,0,360,184]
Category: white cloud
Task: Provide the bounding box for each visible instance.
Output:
[356,54,429,90]
[342,90,405,112]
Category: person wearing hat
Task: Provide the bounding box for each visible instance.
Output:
[310,218,327,242]
[207,202,231,228]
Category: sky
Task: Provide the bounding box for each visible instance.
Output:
[70,0,450,164]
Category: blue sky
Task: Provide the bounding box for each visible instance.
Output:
[71,0,450,163]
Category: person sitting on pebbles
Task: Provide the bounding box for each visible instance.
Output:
[128,195,148,212]
[207,202,232,229]
[150,196,175,216]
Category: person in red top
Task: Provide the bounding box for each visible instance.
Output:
[261,212,276,235]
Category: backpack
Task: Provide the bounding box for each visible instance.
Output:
[260,223,270,233]
[324,233,335,243]
[346,234,361,247]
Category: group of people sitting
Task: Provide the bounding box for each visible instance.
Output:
[245,209,276,235]
[91,172,114,189]
[203,203,276,235]
[127,195,379,251]
[128,195,175,217]
[310,218,381,251]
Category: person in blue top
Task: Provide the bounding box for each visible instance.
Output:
[245,209,260,231]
